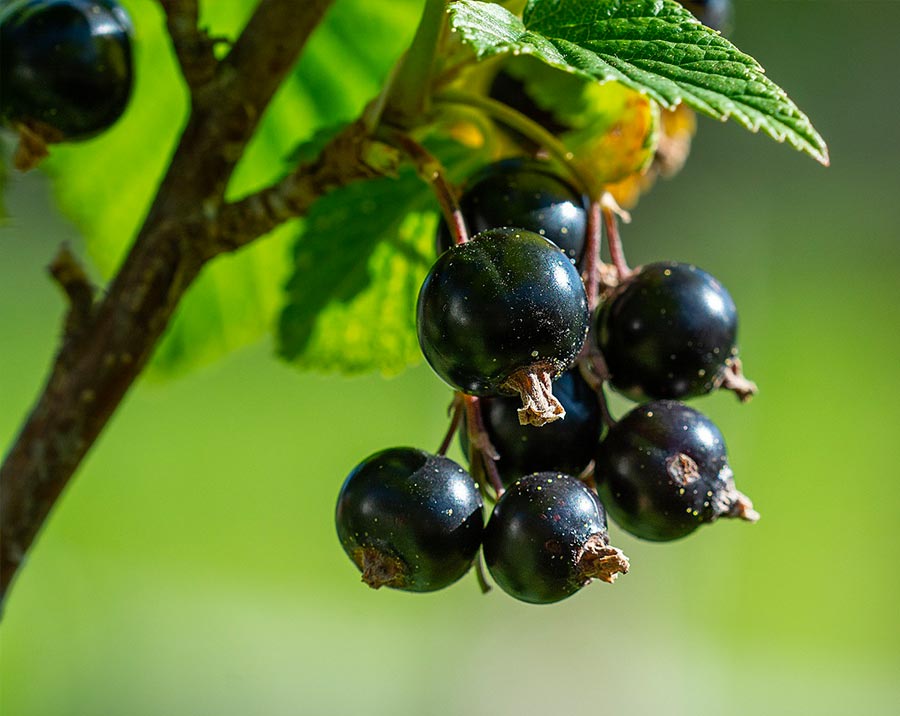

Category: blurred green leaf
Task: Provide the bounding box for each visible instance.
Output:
[0,140,9,220]
[42,0,422,377]
[448,0,829,164]
[279,139,487,375]
[284,123,352,166]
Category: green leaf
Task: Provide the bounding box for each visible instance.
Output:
[42,0,423,377]
[278,167,436,375]
[278,138,488,375]
[448,0,829,165]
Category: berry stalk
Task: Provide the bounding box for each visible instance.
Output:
[436,394,464,456]
[582,198,603,310]
[382,128,469,244]
[601,195,631,280]
[433,89,600,199]
[577,354,617,429]
[464,395,505,498]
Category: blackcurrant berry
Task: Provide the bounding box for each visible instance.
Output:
[594,262,739,401]
[335,447,484,592]
[0,0,133,141]
[460,368,602,486]
[680,0,732,33]
[417,228,590,426]
[436,158,588,263]
[596,400,758,542]
[483,473,629,604]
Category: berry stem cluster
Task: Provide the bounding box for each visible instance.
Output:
[346,106,761,599]
[1,0,773,609]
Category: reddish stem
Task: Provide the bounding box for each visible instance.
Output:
[581,198,602,311]
[437,394,464,456]
[577,354,617,429]
[464,395,504,498]
[473,553,492,594]
[577,460,597,491]
[382,129,468,244]
[602,203,630,279]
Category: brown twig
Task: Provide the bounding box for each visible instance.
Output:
[209,118,397,257]
[0,0,347,603]
[157,0,220,92]
[48,244,96,341]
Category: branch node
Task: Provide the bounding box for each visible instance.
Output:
[209,119,398,257]
[48,245,96,338]
[159,0,220,92]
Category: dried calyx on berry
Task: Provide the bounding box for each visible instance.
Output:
[417,228,589,426]
[596,400,758,542]
[483,473,629,604]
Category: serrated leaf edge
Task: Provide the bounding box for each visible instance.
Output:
[448,0,829,165]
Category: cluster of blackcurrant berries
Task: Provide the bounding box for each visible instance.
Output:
[336,157,759,604]
[0,0,133,168]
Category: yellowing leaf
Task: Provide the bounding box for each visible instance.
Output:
[608,104,697,209]
[564,82,659,185]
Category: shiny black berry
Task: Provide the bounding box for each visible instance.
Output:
[460,368,602,486]
[594,262,739,401]
[417,228,589,426]
[483,473,629,604]
[596,401,758,542]
[335,447,484,592]
[0,0,133,140]
[436,159,588,263]
[680,0,732,33]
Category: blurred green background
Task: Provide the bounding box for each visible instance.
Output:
[2,1,899,715]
